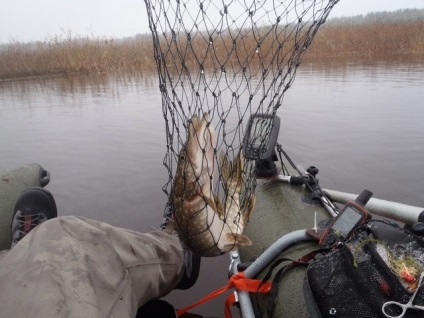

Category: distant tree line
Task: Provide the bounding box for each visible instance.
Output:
[328,8,424,25]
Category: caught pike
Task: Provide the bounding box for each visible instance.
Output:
[171,113,255,257]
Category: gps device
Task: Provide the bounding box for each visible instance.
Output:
[319,190,373,249]
[243,114,280,160]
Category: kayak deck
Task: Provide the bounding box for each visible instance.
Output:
[238,178,331,317]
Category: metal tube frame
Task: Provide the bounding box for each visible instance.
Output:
[228,230,313,318]
[227,187,424,317]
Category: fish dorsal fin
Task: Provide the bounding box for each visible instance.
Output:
[226,232,252,246]
[235,150,244,176]
[240,194,256,227]
[219,151,229,181]
[204,195,225,217]
[204,195,217,211]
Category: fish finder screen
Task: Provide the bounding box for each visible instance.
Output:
[243,114,280,160]
[250,117,270,147]
[332,206,363,238]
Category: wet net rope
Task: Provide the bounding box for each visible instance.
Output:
[144,0,339,256]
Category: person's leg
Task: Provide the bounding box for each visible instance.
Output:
[80,217,186,304]
[0,187,187,317]
[0,216,184,317]
[0,215,186,318]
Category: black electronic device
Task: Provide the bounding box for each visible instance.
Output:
[243,114,280,160]
[319,190,373,249]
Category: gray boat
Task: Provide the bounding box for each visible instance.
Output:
[234,160,424,317]
[2,161,424,317]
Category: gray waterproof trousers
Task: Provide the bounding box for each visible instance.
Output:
[0,216,184,318]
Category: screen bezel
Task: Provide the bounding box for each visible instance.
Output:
[320,201,368,247]
[243,114,280,160]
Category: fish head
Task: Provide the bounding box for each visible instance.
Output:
[173,113,217,199]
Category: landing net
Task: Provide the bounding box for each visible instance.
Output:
[144,0,339,256]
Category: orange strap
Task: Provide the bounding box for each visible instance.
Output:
[176,272,272,318]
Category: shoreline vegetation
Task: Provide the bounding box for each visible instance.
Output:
[1,9,423,81]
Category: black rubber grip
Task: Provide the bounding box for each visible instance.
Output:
[354,189,373,206]
[418,210,424,223]
[290,176,306,186]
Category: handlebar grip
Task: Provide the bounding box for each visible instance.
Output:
[355,189,373,206]
[39,168,50,187]
[290,176,306,186]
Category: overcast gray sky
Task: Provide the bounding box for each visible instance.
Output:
[1,0,423,43]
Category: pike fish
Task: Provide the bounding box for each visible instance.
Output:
[171,113,255,257]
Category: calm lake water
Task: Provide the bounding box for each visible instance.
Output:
[1,57,424,316]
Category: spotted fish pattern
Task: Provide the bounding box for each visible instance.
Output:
[171,113,255,257]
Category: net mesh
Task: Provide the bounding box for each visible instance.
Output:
[144,0,339,256]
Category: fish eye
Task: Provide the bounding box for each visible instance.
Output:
[179,154,186,161]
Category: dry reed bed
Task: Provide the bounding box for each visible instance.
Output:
[0,35,155,80]
[1,21,423,80]
[310,20,424,57]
